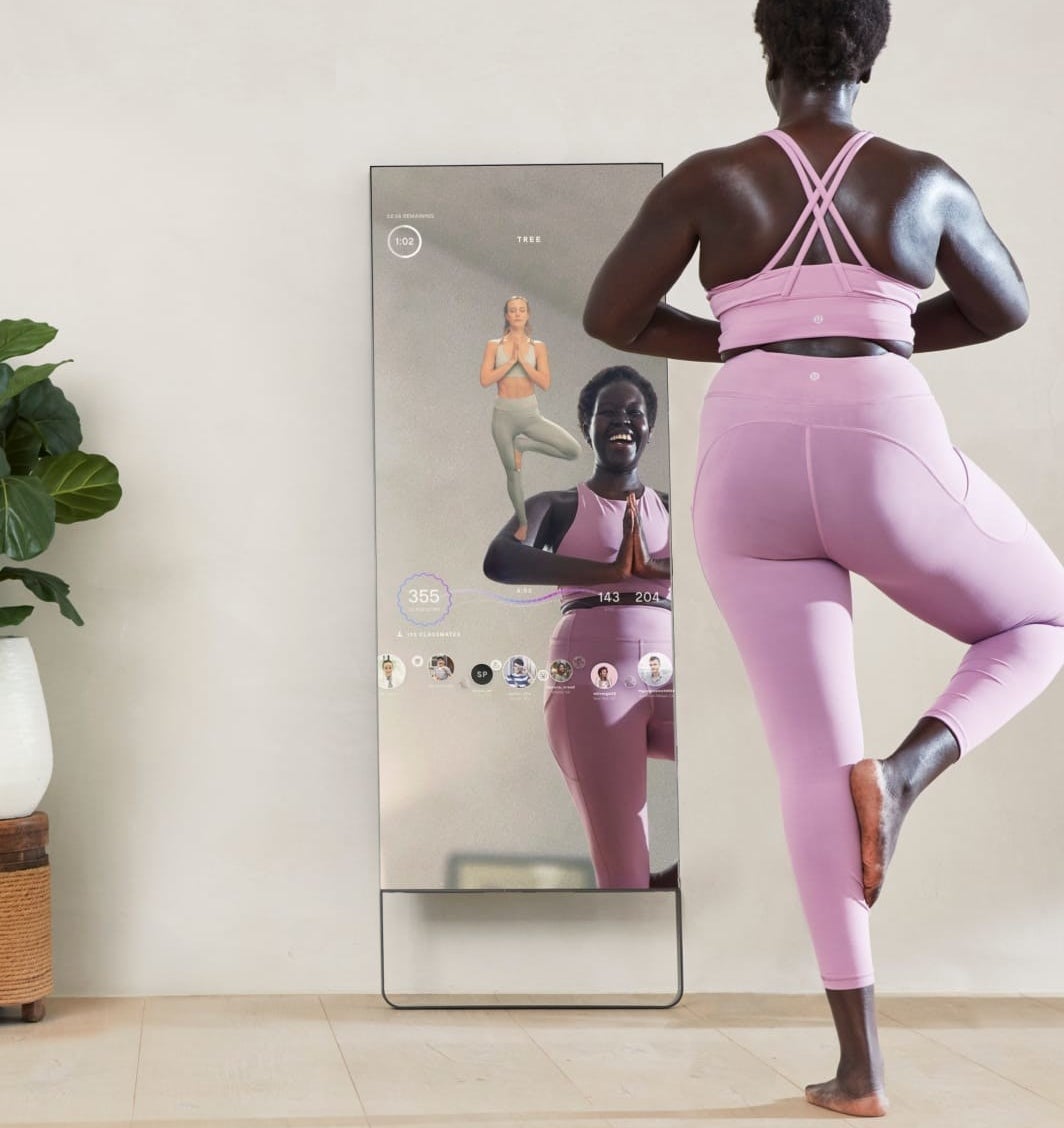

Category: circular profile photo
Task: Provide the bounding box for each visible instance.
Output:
[504,655,536,687]
[377,654,406,689]
[591,662,618,690]
[429,654,455,682]
[638,652,673,688]
[549,659,574,684]
[470,663,494,686]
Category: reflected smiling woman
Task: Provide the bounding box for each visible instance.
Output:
[483,366,675,890]
[583,0,1064,1116]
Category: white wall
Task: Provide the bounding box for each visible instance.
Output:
[2,0,1061,995]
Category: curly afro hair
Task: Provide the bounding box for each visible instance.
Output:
[577,365,658,440]
[754,0,890,87]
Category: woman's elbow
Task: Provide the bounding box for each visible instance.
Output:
[482,542,507,582]
[982,294,1030,340]
[1001,293,1030,335]
[582,304,628,347]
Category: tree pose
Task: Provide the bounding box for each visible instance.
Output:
[583,1,1064,1115]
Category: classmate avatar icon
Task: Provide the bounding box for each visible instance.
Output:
[504,655,536,687]
[470,663,494,686]
[638,652,673,687]
[378,654,406,689]
[429,654,455,681]
[549,659,574,683]
[591,662,618,689]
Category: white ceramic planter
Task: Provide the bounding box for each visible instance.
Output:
[0,637,53,820]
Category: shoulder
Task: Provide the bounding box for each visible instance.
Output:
[860,136,966,193]
[643,486,669,512]
[658,137,786,204]
[528,486,579,512]
[528,487,579,548]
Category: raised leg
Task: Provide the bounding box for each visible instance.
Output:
[823,440,1064,905]
[851,717,960,906]
[513,416,581,462]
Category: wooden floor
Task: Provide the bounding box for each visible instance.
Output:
[1,994,1063,1126]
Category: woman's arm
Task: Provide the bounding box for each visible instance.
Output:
[480,339,518,386]
[583,159,723,362]
[483,490,634,585]
[912,165,1029,353]
[519,341,551,390]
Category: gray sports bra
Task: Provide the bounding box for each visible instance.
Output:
[496,339,536,377]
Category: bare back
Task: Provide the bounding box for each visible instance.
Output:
[584,115,1028,362]
[687,129,944,294]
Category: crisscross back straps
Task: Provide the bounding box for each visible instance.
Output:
[761,129,874,293]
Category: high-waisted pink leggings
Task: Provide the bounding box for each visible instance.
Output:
[692,350,1064,989]
[544,604,675,889]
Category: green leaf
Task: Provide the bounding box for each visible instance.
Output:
[13,379,81,454]
[33,452,121,524]
[3,420,43,475]
[0,449,9,477]
[0,320,57,363]
[0,475,56,559]
[0,359,72,407]
[0,604,34,627]
[0,394,15,431]
[0,566,83,625]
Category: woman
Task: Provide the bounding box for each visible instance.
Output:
[483,366,675,889]
[480,295,581,541]
[583,0,1064,1116]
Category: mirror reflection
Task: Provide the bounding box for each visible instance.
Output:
[371,164,677,890]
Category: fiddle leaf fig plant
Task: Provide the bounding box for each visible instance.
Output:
[0,319,121,628]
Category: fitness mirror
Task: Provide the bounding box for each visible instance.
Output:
[371,163,678,895]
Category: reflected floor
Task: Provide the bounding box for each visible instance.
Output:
[1,994,1063,1127]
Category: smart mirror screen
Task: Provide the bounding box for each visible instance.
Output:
[372,164,677,891]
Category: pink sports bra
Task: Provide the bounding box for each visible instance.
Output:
[706,130,921,354]
[556,482,671,604]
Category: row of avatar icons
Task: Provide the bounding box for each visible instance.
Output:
[377,652,674,690]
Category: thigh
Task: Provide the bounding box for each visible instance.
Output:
[700,551,864,777]
[518,412,581,459]
[816,433,1064,642]
[490,406,517,466]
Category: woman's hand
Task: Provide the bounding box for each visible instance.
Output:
[607,495,637,581]
[629,493,672,579]
[480,338,520,386]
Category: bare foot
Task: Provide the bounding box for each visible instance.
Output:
[648,862,678,889]
[513,448,523,470]
[806,1078,889,1117]
[850,759,903,907]
[513,524,528,542]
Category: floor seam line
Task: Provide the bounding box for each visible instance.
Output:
[319,993,370,1121]
[130,995,147,1121]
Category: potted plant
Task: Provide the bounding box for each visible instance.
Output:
[0,318,121,819]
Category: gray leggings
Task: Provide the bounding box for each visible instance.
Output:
[491,394,580,525]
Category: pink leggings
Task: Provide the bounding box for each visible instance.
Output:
[544,605,675,889]
[692,350,1064,989]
